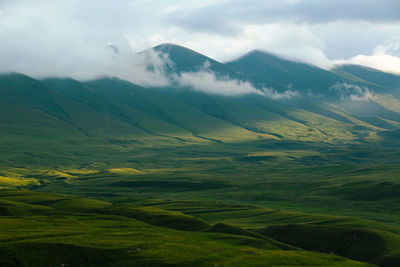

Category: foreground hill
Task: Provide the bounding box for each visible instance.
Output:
[0,190,384,266]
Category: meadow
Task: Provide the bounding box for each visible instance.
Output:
[1,139,399,266]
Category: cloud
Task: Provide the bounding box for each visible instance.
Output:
[0,0,172,87]
[333,41,400,74]
[176,70,263,96]
[174,62,299,98]
[329,82,374,101]
[0,0,399,80]
[160,0,400,72]
[164,0,400,35]
[108,49,171,87]
[334,53,400,75]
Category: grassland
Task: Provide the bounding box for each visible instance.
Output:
[0,190,377,266]
[0,139,399,266]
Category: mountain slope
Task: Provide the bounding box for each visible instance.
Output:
[84,77,274,143]
[333,64,400,92]
[225,50,347,93]
[152,43,238,77]
[1,44,400,167]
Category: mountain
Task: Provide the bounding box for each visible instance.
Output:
[0,44,400,166]
[225,50,346,93]
[152,43,237,77]
[153,44,400,99]
[333,64,400,92]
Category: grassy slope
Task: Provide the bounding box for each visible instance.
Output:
[2,72,400,170]
[0,190,371,267]
[225,50,345,93]
[31,141,399,219]
[1,141,396,265]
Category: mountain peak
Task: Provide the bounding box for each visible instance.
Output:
[151,43,230,74]
[153,43,200,55]
[248,49,270,55]
[226,48,344,92]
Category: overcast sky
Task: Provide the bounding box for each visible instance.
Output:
[0,0,399,83]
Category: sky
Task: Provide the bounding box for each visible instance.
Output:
[0,0,399,85]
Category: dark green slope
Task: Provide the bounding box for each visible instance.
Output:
[153,43,237,76]
[84,77,270,143]
[83,77,184,129]
[0,74,149,139]
[0,74,86,139]
[334,64,400,91]
[44,77,174,137]
[225,50,347,93]
[0,73,71,122]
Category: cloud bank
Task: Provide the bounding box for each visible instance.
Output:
[0,0,399,83]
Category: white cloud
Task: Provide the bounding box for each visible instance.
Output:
[174,62,299,98]
[333,42,400,74]
[0,0,399,80]
[329,82,374,101]
[0,0,172,87]
[176,70,263,96]
[335,53,400,75]
[108,49,171,87]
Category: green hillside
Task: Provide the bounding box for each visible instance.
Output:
[0,190,378,266]
[333,64,400,91]
[226,50,345,93]
[1,44,400,266]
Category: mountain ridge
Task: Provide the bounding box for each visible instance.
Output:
[0,43,400,167]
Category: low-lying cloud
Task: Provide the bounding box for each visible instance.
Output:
[174,62,299,98]
[103,48,172,87]
[176,70,263,96]
[330,82,374,101]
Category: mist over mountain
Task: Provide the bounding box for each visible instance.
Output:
[1,43,400,160]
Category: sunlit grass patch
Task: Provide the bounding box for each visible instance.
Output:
[107,168,143,175]
[0,176,39,188]
[41,170,73,179]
